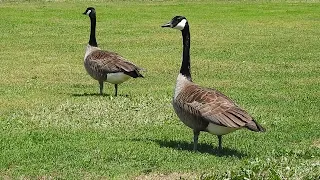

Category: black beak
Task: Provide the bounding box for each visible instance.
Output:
[82,12,87,15]
[161,22,171,28]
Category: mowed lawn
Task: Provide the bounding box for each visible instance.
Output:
[0,0,319,179]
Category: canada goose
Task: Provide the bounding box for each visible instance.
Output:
[162,16,265,151]
[82,7,143,96]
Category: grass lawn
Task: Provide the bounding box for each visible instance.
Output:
[0,0,319,179]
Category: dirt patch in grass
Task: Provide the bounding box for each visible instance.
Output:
[312,139,320,148]
[133,172,198,180]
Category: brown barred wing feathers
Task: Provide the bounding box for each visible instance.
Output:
[87,50,143,77]
[177,84,259,130]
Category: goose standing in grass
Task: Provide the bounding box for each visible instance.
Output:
[161,16,265,151]
[82,7,143,96]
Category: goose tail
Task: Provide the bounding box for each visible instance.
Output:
[124,70,144,78]
[245,119,266,132]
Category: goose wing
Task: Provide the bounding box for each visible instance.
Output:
[175,84,257,129]
[87,50,143,77]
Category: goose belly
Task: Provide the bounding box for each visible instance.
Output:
[206,123,239,135]
[106,72,130,84]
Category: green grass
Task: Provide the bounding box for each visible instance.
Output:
[1,0,319,179]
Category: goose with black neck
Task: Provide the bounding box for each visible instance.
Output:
[162,16,265,152]
[83,7,144,96]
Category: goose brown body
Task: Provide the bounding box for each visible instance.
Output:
[173,74,264,135]
[84,47,143,83]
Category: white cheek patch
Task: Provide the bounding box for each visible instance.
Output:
[86,10,91,15]
[174,19,187,30]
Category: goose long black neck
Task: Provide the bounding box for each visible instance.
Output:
[89,15,98,47]
[180,23,191,80]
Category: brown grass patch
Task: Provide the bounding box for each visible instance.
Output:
[312,139,320,148]
[133,172,198,180]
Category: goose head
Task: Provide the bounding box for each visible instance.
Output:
[161,16,188,31]
[83,7,96,18]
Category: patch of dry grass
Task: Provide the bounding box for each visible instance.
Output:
[133,172,198,180]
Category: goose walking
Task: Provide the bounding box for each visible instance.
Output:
[83,7,143,96]
[161,16,265,151]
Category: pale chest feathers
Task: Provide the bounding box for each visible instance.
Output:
[174,74,192,99]
[84,45,100,61]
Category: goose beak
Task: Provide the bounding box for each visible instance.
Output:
[82,12,86,15]
[161,22,171,28]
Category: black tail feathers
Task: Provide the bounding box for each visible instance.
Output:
[246,120,266,132]
[124,70,144,78]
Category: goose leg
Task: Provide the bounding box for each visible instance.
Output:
[114,84,118,96]
[193,130,200,151]
[217,135,222,151]
[99,81,104,95]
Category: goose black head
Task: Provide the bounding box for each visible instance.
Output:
[161,16,188,30]
[83,7,96,18]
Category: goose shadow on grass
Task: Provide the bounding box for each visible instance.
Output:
[132,138,247,158]
[71,93,129,97]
